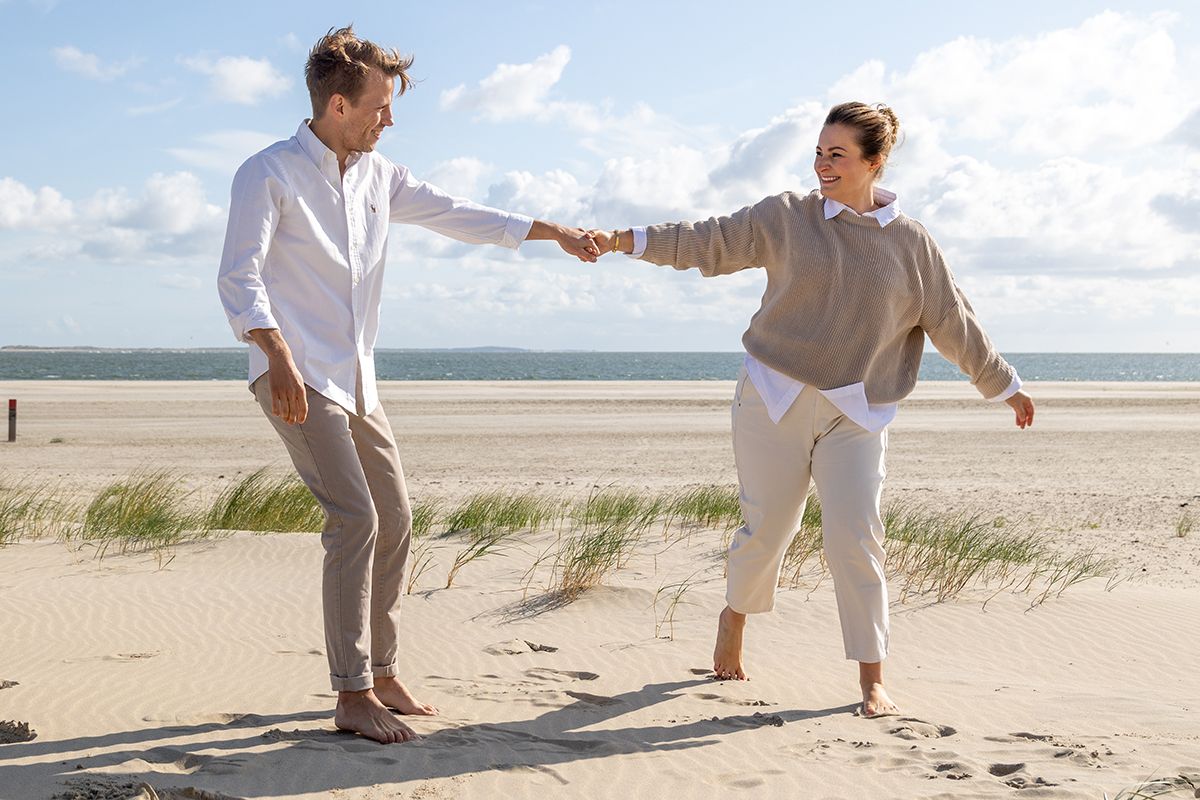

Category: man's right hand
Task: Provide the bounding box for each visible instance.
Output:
[268,356,308,425]
[248,328,308,425]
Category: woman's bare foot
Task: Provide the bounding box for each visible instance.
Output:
[859,682,900,717]
[858,661,899,718]
[372,676,438,716]
[334,689,419,743]
[712,606,748,680]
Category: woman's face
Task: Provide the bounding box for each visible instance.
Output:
[814,124,880,203]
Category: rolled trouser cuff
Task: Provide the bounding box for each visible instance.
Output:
[330,671,374,692]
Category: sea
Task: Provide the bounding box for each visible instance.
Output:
[1,349,1198,382]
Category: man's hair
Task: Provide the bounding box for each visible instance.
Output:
[305,25,414,117]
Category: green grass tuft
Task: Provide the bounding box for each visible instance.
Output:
[410,498,442,539]
[205,468,323,533]
[80,471,204,555]
[553,525,642,599]
[444,491,562,538]
[0,478,64,545]
[664,485,742,533]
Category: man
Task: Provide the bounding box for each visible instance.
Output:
[217,26,598,744]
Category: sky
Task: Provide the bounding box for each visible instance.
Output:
[2,0,1198,352]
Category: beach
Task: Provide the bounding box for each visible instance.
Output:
[1,379,1198,799]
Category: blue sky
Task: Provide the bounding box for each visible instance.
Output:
[2,0,1198,351]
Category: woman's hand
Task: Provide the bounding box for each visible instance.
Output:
[1005,390,1035,429]
[588,229,615,254]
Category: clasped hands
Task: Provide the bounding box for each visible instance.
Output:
[548,224,625,262]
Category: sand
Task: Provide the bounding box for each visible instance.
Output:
[1,379,1198,799]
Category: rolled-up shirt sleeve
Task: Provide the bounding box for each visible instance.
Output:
[388,165,533,248]
[217,155,287,343]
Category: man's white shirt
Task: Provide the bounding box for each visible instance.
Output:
[218,121,533,415]
[628,187,1020,431]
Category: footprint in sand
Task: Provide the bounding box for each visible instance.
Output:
[691,692,771,707]
[274,648,324,657]
[708,712,786,729]
[988,762,1025,777]
[1003,775,1059,790]
[887,718,958,740]
[934,762,972,780]
[523,667,599,683]
[0,720,36,744]
[64,651,161,664]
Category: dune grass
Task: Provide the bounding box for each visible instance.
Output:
[553,525,643,599]
[664,485,742,535]
[445,528,511,588]
[405,498,442,594]
[410,497,441,540]
[571,487,663,538]
[548,487,665,597]
[884,506,1051,603]
[79,471,206,556]
[0,478,64,545]
[2,471,1117,608]
[654,570,701,639]
[205,468,323,533]
[1176,510,1194,538]
[443,490,562,537]
[1106,773,1198,799]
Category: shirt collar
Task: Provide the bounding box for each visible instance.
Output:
[295,120,363,171]
[823,186,900,228]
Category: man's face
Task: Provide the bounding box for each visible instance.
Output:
[342,67,395,154]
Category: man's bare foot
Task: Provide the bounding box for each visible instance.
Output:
[713,606,747,680]
[334,689,419,743]
[859,682,900,718]
[372,676,438,716]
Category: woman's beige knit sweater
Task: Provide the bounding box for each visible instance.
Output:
[641,189,1016,404]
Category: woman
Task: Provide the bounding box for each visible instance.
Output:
[589,102,1035,718]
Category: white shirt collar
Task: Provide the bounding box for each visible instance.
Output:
[823,186,900,228]
[296,120,362,171]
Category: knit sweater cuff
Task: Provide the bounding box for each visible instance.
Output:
[639,224,677,266]
[973,357,1018,400]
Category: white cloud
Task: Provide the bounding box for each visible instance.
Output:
[828,11,1189,157]
[484,169,588,221]
[279,33,304,52]
[441,45,572,122]
[167,130,280,172]
[1,172,225,266]
[159,273,203,290]
[52,45,138,81]
[440,46,704,156]
[182,55,291,105]
[423,157,492,198]
[0,178,74,230]
[127,96,183,116]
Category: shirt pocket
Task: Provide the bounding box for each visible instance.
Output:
[360,190,389,269]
